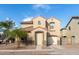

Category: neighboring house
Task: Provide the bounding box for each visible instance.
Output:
[21,16,61,48]
[61,16,79,46]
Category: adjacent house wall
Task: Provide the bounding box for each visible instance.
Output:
[61,17,79,45]
[66,18,79,44]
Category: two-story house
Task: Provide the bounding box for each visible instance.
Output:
[61,16,79,46]
[21,16,61,48]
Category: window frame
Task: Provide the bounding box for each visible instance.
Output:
[49,22,55,29]
[38,21,41,25]
[69,26,71,30]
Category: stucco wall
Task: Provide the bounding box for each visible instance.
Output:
[66,19,79,44]
[61,18,79,45]
[32,16,46,28]
[47,17,61,37]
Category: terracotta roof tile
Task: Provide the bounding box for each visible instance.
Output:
[22,26,33,32]
[21,21,33,24]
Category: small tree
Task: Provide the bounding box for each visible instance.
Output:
[6,28,27,48]
[0,19,27,48]
[0,20,15,30]
[0,20,15,43]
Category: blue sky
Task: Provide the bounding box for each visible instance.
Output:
[0,4,79,28]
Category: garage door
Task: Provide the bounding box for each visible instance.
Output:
[48,37,58,45]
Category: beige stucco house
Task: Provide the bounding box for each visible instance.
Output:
[21,16,61,48]
[61,16,79,46]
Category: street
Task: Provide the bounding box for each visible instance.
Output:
[0,45,79,55]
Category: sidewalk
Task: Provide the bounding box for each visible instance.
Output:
[0,48,55,52]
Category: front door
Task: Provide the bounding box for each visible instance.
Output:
[35,32,43,46]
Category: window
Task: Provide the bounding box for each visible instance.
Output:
[38,21,41,25]
[69,26,71,30]
[72,36,75,38]
[78,22,79,24]
[63,36,67,38]
[49,22,55,29]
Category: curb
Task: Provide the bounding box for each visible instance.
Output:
[0,49,53,52]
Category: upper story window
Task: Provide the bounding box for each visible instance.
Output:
[63,36,67,38]
[78,22,79,24]
[69,26,71,30]
[49,22,55,29]
[38,21,41,25]
[72,36,75,38]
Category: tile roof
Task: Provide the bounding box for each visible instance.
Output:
[22,26,47,32]
[21,21,33,24]
[22,26,33,32]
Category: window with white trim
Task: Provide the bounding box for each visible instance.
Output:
[38,21,41,25]
[49,22,55,29]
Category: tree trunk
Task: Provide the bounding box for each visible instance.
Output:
[17,40,20,48]
[15,36,20,48]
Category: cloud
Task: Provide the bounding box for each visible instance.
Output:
[22,16,33,22]
[33,4,50,10]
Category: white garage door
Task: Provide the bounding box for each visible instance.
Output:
[48,37,58,45]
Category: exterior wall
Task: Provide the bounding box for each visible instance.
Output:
[47,17,61,45]
[61,29,71,45]
[47,17,61,37]
[32,16,46,28]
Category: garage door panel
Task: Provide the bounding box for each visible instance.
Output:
[48,37,58,45]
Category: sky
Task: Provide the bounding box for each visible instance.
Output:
[0,4,79,28]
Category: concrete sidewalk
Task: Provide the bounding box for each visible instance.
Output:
[0,49,53,55]
[0,49,54,52]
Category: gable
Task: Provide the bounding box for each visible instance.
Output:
[47,17,61,23]
[32,27,47,32]
[32,16,46,28]
[32,16,46,21]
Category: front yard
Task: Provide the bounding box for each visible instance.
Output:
[0,43,36,50]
